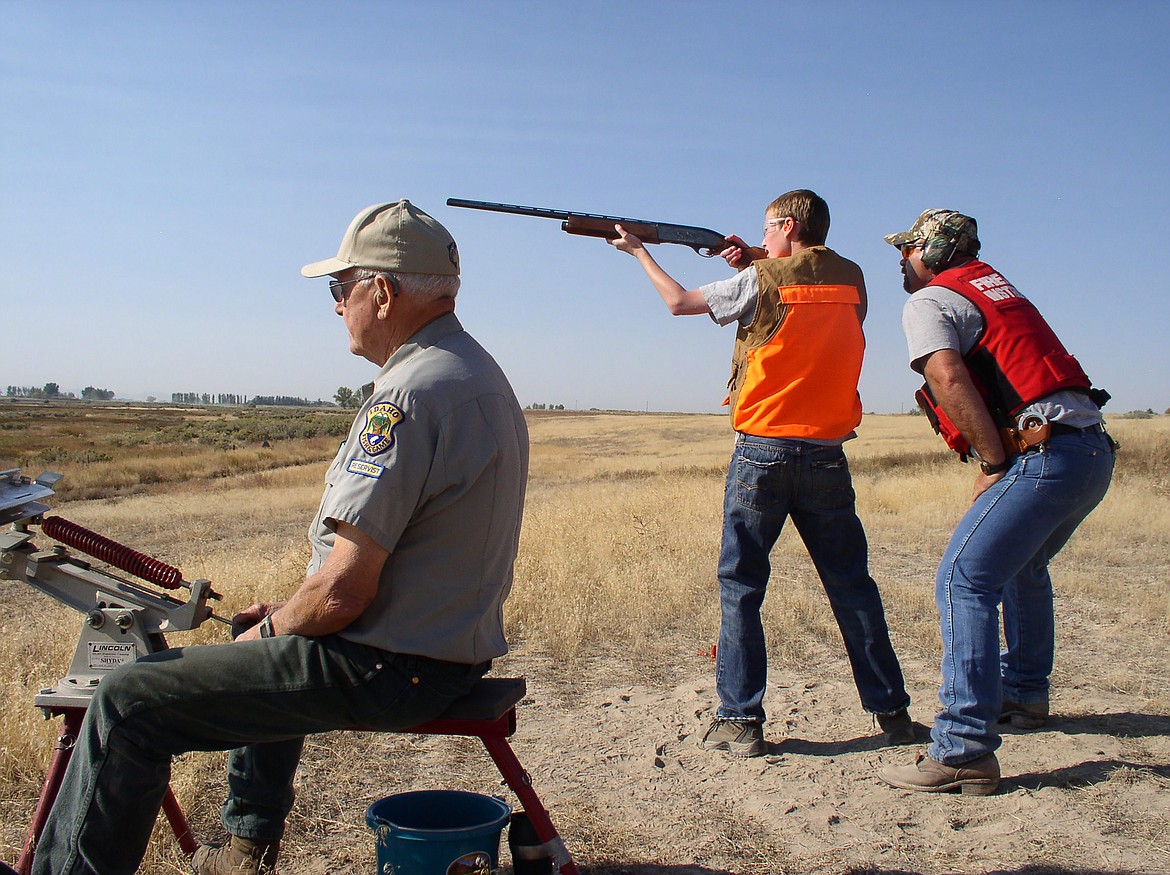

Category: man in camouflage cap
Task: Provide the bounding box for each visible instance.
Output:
[883,208,980,271]
[878,208,1114,795]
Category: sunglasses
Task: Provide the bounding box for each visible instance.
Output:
[327,273,400,303]
[328,276,369,303]
[900,243,923,259]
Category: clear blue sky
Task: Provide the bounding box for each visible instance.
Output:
[3,2,1167,414]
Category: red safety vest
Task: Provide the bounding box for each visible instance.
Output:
[914,260,1092,457]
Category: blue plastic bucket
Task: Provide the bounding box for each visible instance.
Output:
[366,790,512,875]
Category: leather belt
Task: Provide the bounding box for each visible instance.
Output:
[1000,420,1104,457]
[1049,422,1103,436]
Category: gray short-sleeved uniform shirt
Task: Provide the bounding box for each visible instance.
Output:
[307,313,529,664]
[903,285,1102,427]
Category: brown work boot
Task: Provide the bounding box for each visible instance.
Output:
[1000,698,1048,730]
[191,835,279,874]
[875,708,916,746]
[879,752,1000,796]
[699,718,767,757]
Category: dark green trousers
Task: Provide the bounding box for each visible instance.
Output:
[32,634,487,875]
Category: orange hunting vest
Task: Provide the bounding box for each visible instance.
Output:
[727,247,865,439]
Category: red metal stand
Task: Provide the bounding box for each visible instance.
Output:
[402,677,578,875]
[15,706,196,875]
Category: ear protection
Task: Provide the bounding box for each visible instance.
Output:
[374,273,401,304]
[920,214,970,272]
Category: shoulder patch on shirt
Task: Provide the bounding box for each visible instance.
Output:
[359,402,403,456]
[346,458,384,479]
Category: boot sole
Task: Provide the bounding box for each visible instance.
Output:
[882,775,999,796]
[956,779,998,796]
[701,740,766,757]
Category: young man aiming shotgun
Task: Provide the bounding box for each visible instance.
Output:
[609,190,912,757]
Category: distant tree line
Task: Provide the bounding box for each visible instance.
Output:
[251,395,333,407]
[525,403,566,410]
[6,383,77,399]
[170,392,249,405]
[5,383,357,409]
[170,392,332,407]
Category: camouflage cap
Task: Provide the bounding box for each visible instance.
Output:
[884,209,980,255]
[301,200,460,278]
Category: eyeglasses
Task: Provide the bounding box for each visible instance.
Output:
[328,275,369,303]
[900,243,923,259]
[763,216,793,236]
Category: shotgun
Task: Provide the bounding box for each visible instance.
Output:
[446,197,731,257]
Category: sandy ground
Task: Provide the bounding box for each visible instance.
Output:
[248,588,1170,875]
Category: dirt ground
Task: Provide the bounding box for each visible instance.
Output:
[248,587,1170,875]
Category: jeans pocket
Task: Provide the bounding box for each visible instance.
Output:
[1023,443,1110,506]
[322,637,389,686]
[349,665,420,727]
[735,454,791,512]
[808,452,856,511]
[356,658,480,730]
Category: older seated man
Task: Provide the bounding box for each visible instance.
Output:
[32,200,529,875]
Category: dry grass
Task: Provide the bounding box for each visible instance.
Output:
[0,400,352,501]
[1,406,1167,871]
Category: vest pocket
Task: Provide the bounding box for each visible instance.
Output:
[1043,352,1085,382]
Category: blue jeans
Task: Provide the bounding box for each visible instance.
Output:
[715,435,909,723]
[929,428,1114,765]
[31,634,487,875]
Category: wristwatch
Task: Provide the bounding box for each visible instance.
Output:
[979,458,1011,476]
[259,615,276,638]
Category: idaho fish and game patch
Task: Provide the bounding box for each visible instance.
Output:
[358,402,404,456]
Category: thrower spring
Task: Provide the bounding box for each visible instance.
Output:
[39,516,184,590]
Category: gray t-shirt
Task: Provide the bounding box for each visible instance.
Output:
[902,285,1102,427]
[307,313,529,664]
[700,264,760,327]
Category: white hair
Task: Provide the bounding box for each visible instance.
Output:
[355,269,460,302]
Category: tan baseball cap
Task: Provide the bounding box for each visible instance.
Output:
[301,200,460,278]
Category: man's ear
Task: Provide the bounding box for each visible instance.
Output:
[372,275,395,317]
